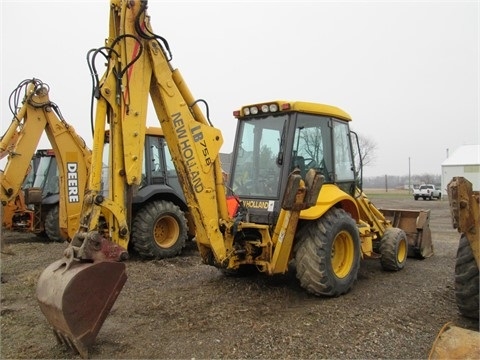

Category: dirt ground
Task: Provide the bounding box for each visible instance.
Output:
[1,196,478,359]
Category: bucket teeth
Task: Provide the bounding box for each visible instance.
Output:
[53,329,89,358]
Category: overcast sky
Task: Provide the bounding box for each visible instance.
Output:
[1,0,478,177]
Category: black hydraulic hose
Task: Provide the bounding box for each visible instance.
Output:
[134,0,172,61]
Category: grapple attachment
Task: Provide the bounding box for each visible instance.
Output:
[36,233,128,358]
[380,208,434,259]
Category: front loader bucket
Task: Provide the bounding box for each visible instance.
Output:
[36,259,127,358]
[380,208,434,259]
[429,322,480,359]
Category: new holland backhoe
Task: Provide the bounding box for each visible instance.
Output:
[35,1,433,357]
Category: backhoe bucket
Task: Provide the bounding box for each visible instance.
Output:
[429,322,480,359]
[36,259,127,358]
[380,208,434,258]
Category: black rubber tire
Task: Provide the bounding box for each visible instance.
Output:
[380,227,408,271]
[414,196,419,201]
[294,207,361,297]
[44,205,67,243]
[131,200,187,259]
[455,235,479,319]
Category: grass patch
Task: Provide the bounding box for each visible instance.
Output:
[363,188,411,200]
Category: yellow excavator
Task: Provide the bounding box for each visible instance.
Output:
[35,1,433,357]
[0,78,91,241]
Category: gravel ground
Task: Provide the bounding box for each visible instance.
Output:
[1,196,478,359]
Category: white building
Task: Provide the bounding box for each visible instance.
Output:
[441,144,480,194]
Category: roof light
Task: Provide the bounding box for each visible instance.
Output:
[250,106,258,115]
[243,107,250,116]
[269,103,278,112]
[261,104,269,113]
[281,103,291,110]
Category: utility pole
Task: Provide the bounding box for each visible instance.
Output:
[408,157,411,194]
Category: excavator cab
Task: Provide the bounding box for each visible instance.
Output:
[229,101,354,224]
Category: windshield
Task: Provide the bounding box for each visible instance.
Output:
[230,116,285,197]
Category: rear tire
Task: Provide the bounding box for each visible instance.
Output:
[380,228,408,271]
[455,235,479,319]
[131,200,187,259]
[44,205,67,243]
[294,208,360,297]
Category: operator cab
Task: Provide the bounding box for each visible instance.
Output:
[229,101,357,224]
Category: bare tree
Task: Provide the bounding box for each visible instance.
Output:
[351,132,377,176]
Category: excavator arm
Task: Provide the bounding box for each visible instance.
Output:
[0,78,91,240]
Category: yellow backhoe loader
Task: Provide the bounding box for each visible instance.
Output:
[429,176,479,359]
[1,79,192,255]
[35,1,433,357]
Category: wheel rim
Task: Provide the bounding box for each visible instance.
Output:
[331,230,355,278]
[397,238,407,263]
[153,215,179,248]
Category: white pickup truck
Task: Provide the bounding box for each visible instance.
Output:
[413,184,442,200]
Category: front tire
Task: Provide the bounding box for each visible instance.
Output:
[455,235,479,319]
[131,200,187,259]
[294,208,361,297]
[380,227,408,271]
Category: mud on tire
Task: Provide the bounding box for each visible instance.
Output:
[455,234,479,319]
[294,207,361,297]
[131,200,187,259]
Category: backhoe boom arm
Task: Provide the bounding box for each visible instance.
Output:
[0,79,91,239]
